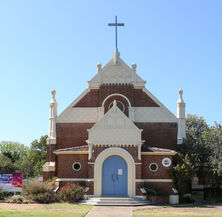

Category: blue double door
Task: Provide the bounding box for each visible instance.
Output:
[102,155,127,196]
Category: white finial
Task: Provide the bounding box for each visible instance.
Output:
[178,89,184,102]
[97,63,102,72]
[132,63,137,71]
[51,89,56,100]
[113,100,117,107]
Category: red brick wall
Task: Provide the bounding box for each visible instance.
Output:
[56,123,94,149]
[135,123,177,150]
[46,144,56,162]
[141,155,173,179]
[73,84,159,107]
[43,171,55,181]
[57,154,88,178]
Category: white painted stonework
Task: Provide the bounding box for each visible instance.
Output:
[57,107,98,123]
[47,90,57,145]
[43,162,56,172]
[87,101,142,146]
[177,89,186,144]
[88,55,146,88]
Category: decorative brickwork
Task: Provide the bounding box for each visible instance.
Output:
[73,84,159,108]
[90,146,140,163]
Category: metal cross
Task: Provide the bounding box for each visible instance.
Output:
[108,16,124,63]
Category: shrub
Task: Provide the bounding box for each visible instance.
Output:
[58,183,84,202]
[6,195,24,203]
[0,189,13,201]
[23,181,58,203]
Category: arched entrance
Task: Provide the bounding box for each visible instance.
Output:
[94,147,136,197]
[102,155,127,196]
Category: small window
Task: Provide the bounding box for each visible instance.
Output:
[149,163,158,172]
[108,101,125,112]
[162,158,171,167]
[72,162,81,171]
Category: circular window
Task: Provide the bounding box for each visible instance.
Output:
[72,162,81,171]
[149,163,158,172]
[108,101,125,112]
[162,158,172,167]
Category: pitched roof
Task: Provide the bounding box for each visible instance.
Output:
[141,145,176,153]
[54,145,89,153]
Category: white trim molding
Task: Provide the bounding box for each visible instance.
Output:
[56,178,94,182]
[136,179,173,183]
[54,151,88,155]
[141,152,176,156]
[94,147,136,197]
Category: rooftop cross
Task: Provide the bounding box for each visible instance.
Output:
[108,16,124,64]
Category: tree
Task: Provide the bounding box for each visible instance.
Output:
[178,114,211,181]
[170,153,194,199]
[202,123,222,181]
[28,135,47,176]
[0,154,17,173]
[0,141,29,162]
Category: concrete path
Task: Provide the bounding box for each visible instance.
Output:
[85,206,133,217]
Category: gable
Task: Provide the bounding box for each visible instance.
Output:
[88,56,146,88]
[88,102,142,145]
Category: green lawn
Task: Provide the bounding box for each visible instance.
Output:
[0,203,92,217]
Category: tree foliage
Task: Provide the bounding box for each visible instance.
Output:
[0,135,47,178]
[170,153,194,198]
[172,114,222,194]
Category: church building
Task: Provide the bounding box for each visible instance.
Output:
[43,18,186,200]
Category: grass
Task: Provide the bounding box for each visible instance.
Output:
[133,206,222,217]
[0,203,92,217]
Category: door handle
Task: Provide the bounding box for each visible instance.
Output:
[112,173,116,182]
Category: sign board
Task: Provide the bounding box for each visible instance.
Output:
[0,173,23,192]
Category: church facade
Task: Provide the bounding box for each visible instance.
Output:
[43,51,186,199]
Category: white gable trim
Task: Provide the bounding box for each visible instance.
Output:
[57,88,90,122]
[143,88,178,122]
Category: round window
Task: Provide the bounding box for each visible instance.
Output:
[149,163,158,172]
[108,101,125,112]
[162,158,172,167]
[72,162,81,171]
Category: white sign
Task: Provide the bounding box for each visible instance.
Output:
[162,158,172,167]
[118,169,123,175]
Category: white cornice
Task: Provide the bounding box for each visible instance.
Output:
[54,151,88,155]
[141,152,176,156]
[56,178,94,182]
[136,179,172,182]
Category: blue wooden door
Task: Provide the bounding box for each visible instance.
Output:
[102,155,127,196]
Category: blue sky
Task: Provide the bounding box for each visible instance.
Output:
[0,0,221,146]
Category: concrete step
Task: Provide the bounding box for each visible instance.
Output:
[79,196,152,206]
